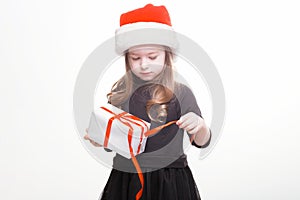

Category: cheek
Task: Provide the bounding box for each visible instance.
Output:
[129,61,139,69]
[153,58,165,71]
[157,66,165,74]
[156,56,165,66]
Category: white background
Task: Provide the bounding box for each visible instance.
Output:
[1,0,300,199]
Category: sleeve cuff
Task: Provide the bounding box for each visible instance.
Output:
[192,129,212,148]
[104,148,112,152]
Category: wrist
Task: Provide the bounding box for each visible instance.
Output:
[194,121,210,146]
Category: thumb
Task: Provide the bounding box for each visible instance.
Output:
[84,134,89,140]
[176,117,183,125]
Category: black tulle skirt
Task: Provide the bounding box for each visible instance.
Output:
[99,166,201,200]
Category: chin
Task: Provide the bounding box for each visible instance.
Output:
[140,77,153,81]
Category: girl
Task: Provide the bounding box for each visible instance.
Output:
[85,4,211,200]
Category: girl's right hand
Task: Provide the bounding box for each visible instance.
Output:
[84,128,102,147]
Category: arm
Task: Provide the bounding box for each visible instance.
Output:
[176,83,211,147]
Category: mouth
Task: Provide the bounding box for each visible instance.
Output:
[140,72,153,75]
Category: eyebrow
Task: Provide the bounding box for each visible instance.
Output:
[129,51,159,56]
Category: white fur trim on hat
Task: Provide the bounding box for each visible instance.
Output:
[115,22,178,54]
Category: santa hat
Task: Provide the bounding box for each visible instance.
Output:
[115,4,178,54]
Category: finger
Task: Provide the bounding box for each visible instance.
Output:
[85,136,102,147]
[178,112,198,123]
[91,140,102,147]
[187,125,199,135]
[178,121,188,129]
[84,134,89,140]
[176,114,189,125]
[178,117,194,129]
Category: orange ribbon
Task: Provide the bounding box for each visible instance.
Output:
[100,106,149,200]
[100,106,181,200]
[145,120,196,143]
[144,120,177,137]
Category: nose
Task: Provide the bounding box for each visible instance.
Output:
[140,58,149,70]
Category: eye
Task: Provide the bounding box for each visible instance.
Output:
[149,56,158,60]
[130,56,140,61]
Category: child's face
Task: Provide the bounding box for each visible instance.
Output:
[128,45,166,81]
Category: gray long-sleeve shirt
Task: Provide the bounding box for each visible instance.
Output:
[111,75,211,172]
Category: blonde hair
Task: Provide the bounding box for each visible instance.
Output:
[107,46,175,122]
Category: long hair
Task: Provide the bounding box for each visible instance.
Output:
[107,46,175,122]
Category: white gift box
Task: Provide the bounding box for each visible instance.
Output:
[87,103,150,159]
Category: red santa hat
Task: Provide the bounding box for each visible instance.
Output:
[115,4,178,54]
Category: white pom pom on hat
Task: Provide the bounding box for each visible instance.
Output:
[115,4,178,55]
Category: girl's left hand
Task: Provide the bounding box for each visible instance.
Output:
[176,112,205,135]
[84,128,102,147]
